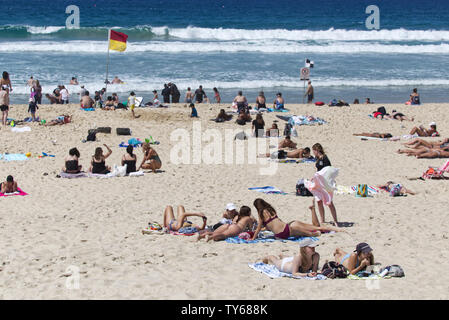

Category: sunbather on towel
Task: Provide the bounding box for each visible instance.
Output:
[353,133,393,138]
[334,243,374,275]
[1,175,18,193]
[258,147,310,160]
[163,205,207,232]
[43,115,72,126]
[138,143,161,173]
[251,199,342,241]
[197,206,255,241]
[258,238,320,277]
[209,203,239,231]
[377,181,416,196]
[62,148,82,174]
[402,138,449,149]
[397,146,449,158]
[387,110,414,122]
[410,122,439,137]
[278,135,297,149]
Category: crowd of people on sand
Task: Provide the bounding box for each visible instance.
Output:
[61,143,162,176]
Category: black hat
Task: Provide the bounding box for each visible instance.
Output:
[355,242,372,254]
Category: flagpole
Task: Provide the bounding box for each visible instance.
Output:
[105,29,111,93]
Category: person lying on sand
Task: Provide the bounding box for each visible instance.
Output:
[334,243,374,275]
[236,109,251,123]
[353,133,393,138]
[387,110,414,121]
[43,115,72,126]
[403,137,449,149]
[278,135,297,149]
[137,143,161,173]
[163,205,207,232]
[197,206,255,242]
[251,199,342,241]
[258,147,310,160]
[410,122,439,137]
[397,146,449,158]
[1,175,18,193]
[257,238,320,277]
[63,147,82,174]
[216,109,232,122]
[89,144,112,174]
[377,181,416,196]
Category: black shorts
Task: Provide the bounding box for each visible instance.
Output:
[0,105,8,112]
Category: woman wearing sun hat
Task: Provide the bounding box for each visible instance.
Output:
[333,242,375,275]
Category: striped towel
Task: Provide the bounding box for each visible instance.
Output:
[350,185,379,195]
[248,263,327,280]
[248,186,287,195]
[226,235,319,244]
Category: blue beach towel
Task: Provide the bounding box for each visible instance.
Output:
[248,186,287,195]
[226,235,319,244]
[1,153,29,161]
[248,262,327,280]
[288,115,327,126]
[81,108,95,111]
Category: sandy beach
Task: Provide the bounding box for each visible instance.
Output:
[1,102,448,299]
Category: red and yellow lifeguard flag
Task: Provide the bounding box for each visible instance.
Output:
[108,30,128,52]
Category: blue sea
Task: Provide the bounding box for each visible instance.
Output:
[2,0,449,104]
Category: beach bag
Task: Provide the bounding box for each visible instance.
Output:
[321,261,347,279]
[381,265,405,277]
[377,106,387,115]
[86,131,97,142]
[116,128,131,135]
[296,178,313,197]
[355,184,368,197]
[96,127,111,134]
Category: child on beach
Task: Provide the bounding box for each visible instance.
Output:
[28,97,39,121]
[128,91,139,118]
[190,103,198,118]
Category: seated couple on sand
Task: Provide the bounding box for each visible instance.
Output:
[122,143,162,174]
[1,175,18,194]
[62,146,112,174]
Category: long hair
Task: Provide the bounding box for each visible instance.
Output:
[253,198,276,221]
[126,145,134,156]
[312,143,325,156]
[69,147,80,158]
[236,206,251,223]
[2,71,9,80]
[94,147,103,161]
[256,113,265,125]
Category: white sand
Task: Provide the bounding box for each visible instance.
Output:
[1,102,448,299]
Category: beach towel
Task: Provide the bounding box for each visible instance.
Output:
[347,273,391,280]
[288,115,327,127]
[248,186,287,195]
[81,108,95,111]
[11,126,31,133]
[226,233,319,244]
[0,187,28,197]
[58,172,88,179]
[267,108,290,113]
[1,153,29,161]
[168,230,197,236]
[304,166,339,205]
[248,263,326,280]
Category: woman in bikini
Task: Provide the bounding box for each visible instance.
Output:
[402,137,449,149]
[213,87,221,103]
[409,123,439,137]
[0,71,12,92]
[63,148,82,173]
[258,238,320,277]
[397,145,449,158]
[122,145,137,175]
[377,181,416,196]
[138,143,162,173]
[89,144,112,174]
[1,175,18,194]
[273,92,285,110]
[388,110,414,121]
[197,206,255,241]
[163,205,207,232]
[251,199,342,241]
[353,133,393,138]
[334,243,374,275]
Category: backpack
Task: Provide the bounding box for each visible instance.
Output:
[321,261,348,279]
[86,130,97,142]
[296,179,313,197]
[377,106,387,115]
[355,184,368,197]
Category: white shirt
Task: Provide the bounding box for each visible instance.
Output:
[60,88,69,100]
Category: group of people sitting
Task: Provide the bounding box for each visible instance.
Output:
[62,143,162,175]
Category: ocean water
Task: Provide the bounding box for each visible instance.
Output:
[2,0,449,104]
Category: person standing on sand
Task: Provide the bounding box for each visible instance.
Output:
[0,71,13,92]
[161,84,170,103]
[194,85,207,103]
[32,80,42,104]
[169,82,180,103]
[128,91,140,118]
[0,85,10,126]
[305,81,314,103]
[213,87,221,103]
[60,85,69,104]
[185,87,194,103]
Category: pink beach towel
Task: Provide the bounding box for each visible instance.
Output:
[0,187,28,197]
[305,166,339,205]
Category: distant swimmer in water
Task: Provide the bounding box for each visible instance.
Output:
[70,77,79,85]
[112,76,124,84]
